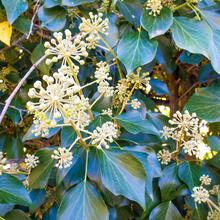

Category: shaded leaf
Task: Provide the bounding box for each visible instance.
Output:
[61,126,77,148]
[44,0,61,8]
[62,0,95,6]
[150,79,170,95]
[208,136,220,152]
[4,209,31,220]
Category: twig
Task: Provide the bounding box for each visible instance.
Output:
[27,0,41,39]
[0,55,47,124]
[178,82,199,101]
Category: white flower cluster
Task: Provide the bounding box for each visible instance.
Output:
[131,99,141,109]
[25,154,39,169]
[79,12,109,49]
[146,0,163,16]
[200,174,212,186]
[102,108,113,117]
[157,149,172,165]
[207,210,220,220]
[44,29,88,66]
[192,186,209,204]
[0,152,6,175]
[91,122,118,149]
[160,110,211,162]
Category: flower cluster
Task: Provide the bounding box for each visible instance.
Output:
[207,210,220,220]
[0,152,6,175]
[159,110,211,164]
[91,122,118,149]
[131,99,141,109]
[146,0,163,16]
[157,149,172,165]
[25,154,39,169]
[44,30,88,66]
[192,186,210,204]
[79,12,109,49]
[51,147,73,169]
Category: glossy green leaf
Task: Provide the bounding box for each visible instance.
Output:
[171,17,211,58]
[4,209,31,220]
[62,0,95,6]
[117,0,143,27]
[44,0,61,8]
[58,181,108,220]
[149,201,182,220]
[209,29,220,74]
[159,164,182,201]
[207,153,220,169]
[31,43,52,75]
[29,148,55,189]
[97,149,146,208]
[184,87,220,122]
[117,31,158,73]
[115,111,159,135]
[13,17,31,34]
[178,162,205,191]
[208,136,220,152]
[141,7,173,39]
[0,173,32,207]
[61,126,77,148]
[88,115,111,132]
[2,0,28,24]
[150,79,170,95]
[38,6,66,31]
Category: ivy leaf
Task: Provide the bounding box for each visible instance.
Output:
[13,17,31,34]
[117,31,158,73]
[38,6,66,31]
[115,111,159,135]
[97,149,146,208]
[31,43,52,75]
[44,0,61,8]
[0,173,32,207]
[207,153,220,169]
[184,87,220,122]
[0,21,12,46]
[61,126,77,148]
[171,17,211,58]
[57,181,108,220]
[207,136,220,152]
[150,79,170,95]
[149,201,182,220]
[209,29,220,74]
[141,7,173,39]
[3,209,31,220]
[29,148,55,189]
[2,0,28,25]
[62,0,95,6]
[178,162,206,191]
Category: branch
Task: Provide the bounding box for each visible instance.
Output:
[0,55,47,124]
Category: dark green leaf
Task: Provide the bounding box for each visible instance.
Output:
[141,7,173,39]
[171,17,211,58]
[13,17,31,34]
[62,0,95,6]
[198,64,219,83]
[115,111,159,135]
[31,43,52,75]
[149,201,182,220]
[97,149,146,208]
[0,173,32,207]
[150,79,170,95]
[61,126,77,148]
[88,115,111,131]
[117,31,158,73]
[58,181,108,220]
[117,0,143,27]
[44,0,61,8]
[178,162,205,191]
[208,136,220,152]
[207,153,220,169]
[2,0,28,24]
[4,209,31,220]
[29,148,55,189]
[38,6,66,31]
[159,164,182,201]
[184,87,220,122]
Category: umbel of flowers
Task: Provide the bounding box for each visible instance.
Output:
[26,13,144,170]
[157,110,211,165]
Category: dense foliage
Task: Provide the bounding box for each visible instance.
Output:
[0,0,220,219]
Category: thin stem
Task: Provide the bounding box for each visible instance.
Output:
[97,33,123,79]
[84,150,89,182]
[79,128,93,135]
[95,44,110,51]
[207,201,214,213]
[70,120,88,150]
[69,137,80,150]
[118,138,138,145]
[118,82,137,115]
[81,80,98,89]
[172,2,188,12]
[90,93,103,108]
[208,199,220,212]
[66,57,94,121]
[187,3,201,20]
